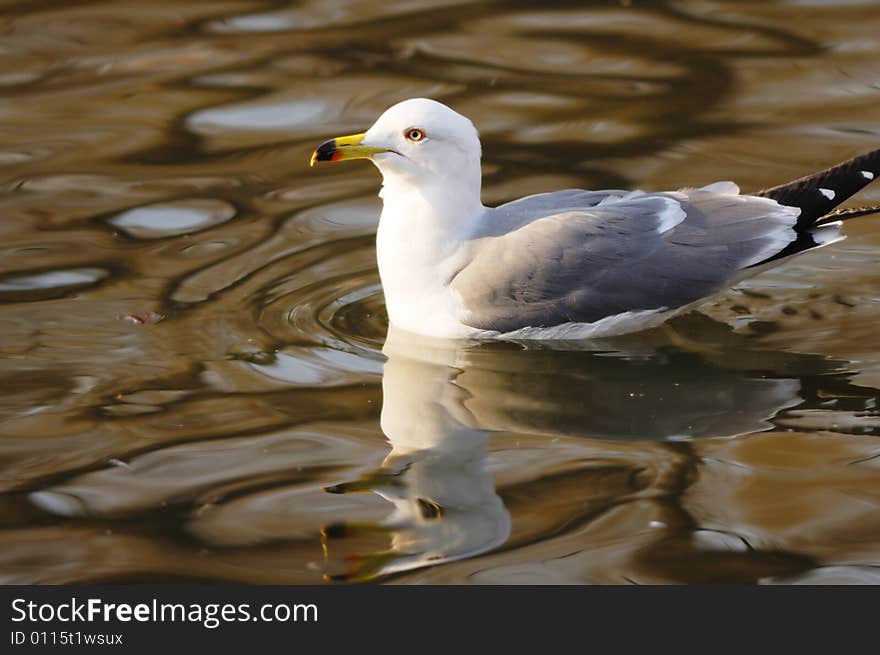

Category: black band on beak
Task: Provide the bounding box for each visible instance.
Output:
[311,139,339,165]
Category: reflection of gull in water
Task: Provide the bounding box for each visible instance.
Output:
[320,318,844,581]
[322,332,509,581]
[312,97,880,339]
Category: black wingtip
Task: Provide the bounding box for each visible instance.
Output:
[755,147,880,229]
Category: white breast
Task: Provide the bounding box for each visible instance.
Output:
[375,182,486,338]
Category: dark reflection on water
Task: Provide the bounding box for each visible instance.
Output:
[1,0,879,584]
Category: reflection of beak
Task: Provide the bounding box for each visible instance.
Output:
[322,470,401,495]
[320,522,399,583]
[309,132,388,167]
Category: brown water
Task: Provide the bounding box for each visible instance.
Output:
[1,0,880,584]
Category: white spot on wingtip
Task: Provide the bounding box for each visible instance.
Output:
[861,170,875,180]
[818,188,835,200]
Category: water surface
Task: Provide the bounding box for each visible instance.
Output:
[1,0,880,584]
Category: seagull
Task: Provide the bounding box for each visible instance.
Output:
[311,98,879,340]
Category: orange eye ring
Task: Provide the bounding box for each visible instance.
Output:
[404,128,426,142]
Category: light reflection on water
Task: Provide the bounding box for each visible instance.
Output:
[1,0,879,584]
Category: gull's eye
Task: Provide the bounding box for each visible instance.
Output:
[404,128,426,142]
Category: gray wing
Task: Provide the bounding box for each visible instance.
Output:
[452,184,800,331]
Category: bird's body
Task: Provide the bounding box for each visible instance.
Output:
[311,98,879,339]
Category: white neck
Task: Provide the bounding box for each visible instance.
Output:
[374,166,484,335]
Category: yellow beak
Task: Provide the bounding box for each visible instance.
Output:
[309,133,388,167]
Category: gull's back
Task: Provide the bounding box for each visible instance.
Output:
[453,183,814,334]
